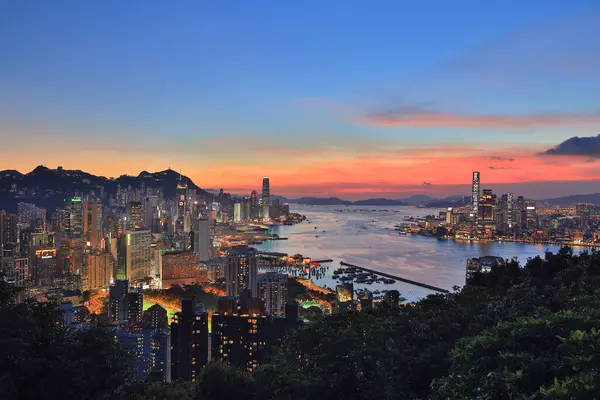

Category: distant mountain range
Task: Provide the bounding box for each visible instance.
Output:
[0,165,216,212]
[292,195,469,207]
[541,193,600,206]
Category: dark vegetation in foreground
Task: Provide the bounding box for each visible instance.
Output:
[2,247,600,399]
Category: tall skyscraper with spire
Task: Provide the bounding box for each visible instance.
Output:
[471,171,480,216]
[261,177,270,221]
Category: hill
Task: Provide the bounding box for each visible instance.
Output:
[542,193,600,206]
[0,166,216,212]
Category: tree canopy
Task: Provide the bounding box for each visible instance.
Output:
[4,248,600,399]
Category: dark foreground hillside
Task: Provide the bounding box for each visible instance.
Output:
[2,247,600,399]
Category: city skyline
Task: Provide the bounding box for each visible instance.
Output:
[2,1,600,199]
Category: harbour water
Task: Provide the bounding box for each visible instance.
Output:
[254,205,579,302]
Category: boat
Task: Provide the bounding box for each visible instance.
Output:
[398,231,408,236]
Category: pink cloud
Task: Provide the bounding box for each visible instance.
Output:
[359,111,600,128]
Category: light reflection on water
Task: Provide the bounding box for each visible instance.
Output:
[254,205,574,302]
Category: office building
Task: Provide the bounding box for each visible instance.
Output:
[525,200,538,230]
[170,297,209,382]
[258,272,288,316]
[262,177,270,221]
[176,181,188,223]
[69,197,84,238]
[193,217,210,262]
[225,246,257,298]
[471,171,480,216]
[233,200,241,223]
[144,196,160,233]
[129,201,144,230]
[516,196,526,231]
[124,230,152,282]
[32,248,57,286]
[83,200,103,248]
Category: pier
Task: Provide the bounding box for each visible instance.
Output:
[340,261,450,293]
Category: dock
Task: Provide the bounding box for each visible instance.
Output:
[340,261,450,293]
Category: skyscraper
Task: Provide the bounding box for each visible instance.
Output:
[193,217,210,262]
[108,279,129,322]
[261,177,270,221]
[69,197,84,238]
[127,286,144,323]
[129,201,144,230]
[124,229,153,282]
[225,246,257,298]
[170,297,209,382]
[85,251,113,290]
[83,200,103,248]
[471,171,480,216]
[233,200,241,223]
[258,272,288,316]
[250,191,258,220]
[176,181,188,221]
[211,296,269,371]
[0,212,18,248]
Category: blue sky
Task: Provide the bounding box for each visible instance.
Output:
[2,1,600,198]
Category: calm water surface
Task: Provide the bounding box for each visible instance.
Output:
[255,205,578,302]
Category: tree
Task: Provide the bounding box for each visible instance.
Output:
[0,284,130,399]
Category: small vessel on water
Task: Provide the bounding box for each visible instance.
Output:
[398,231,408,236]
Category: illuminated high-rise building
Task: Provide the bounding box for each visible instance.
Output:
[108,279,129,322]
[525,200,538,230]
[516,196,526,231]
[471,171,480,216]
[170,297,209,382]
[83,200,103,248]
[242,197,251,221]
[211,297,270,371]
[225,246,257,298]
[0,211,18,248]
[124,229,153,282]
[69,196,84,238]
[144,195,159,232]
[250,190,258,220]
[127,286,144,322]
[85,251,113,290]
[258,272,287,316]
[129,201,144,230]
[261,177,270,221]
[176,181,188,221]
[477,189,496,236]
[233,200,241,223]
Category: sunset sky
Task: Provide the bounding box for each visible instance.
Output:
[2,0,600,199]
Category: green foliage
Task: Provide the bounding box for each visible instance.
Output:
[7,247,600,399]
[0,289,130,400]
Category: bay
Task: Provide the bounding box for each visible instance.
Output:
[254,205,579,302]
